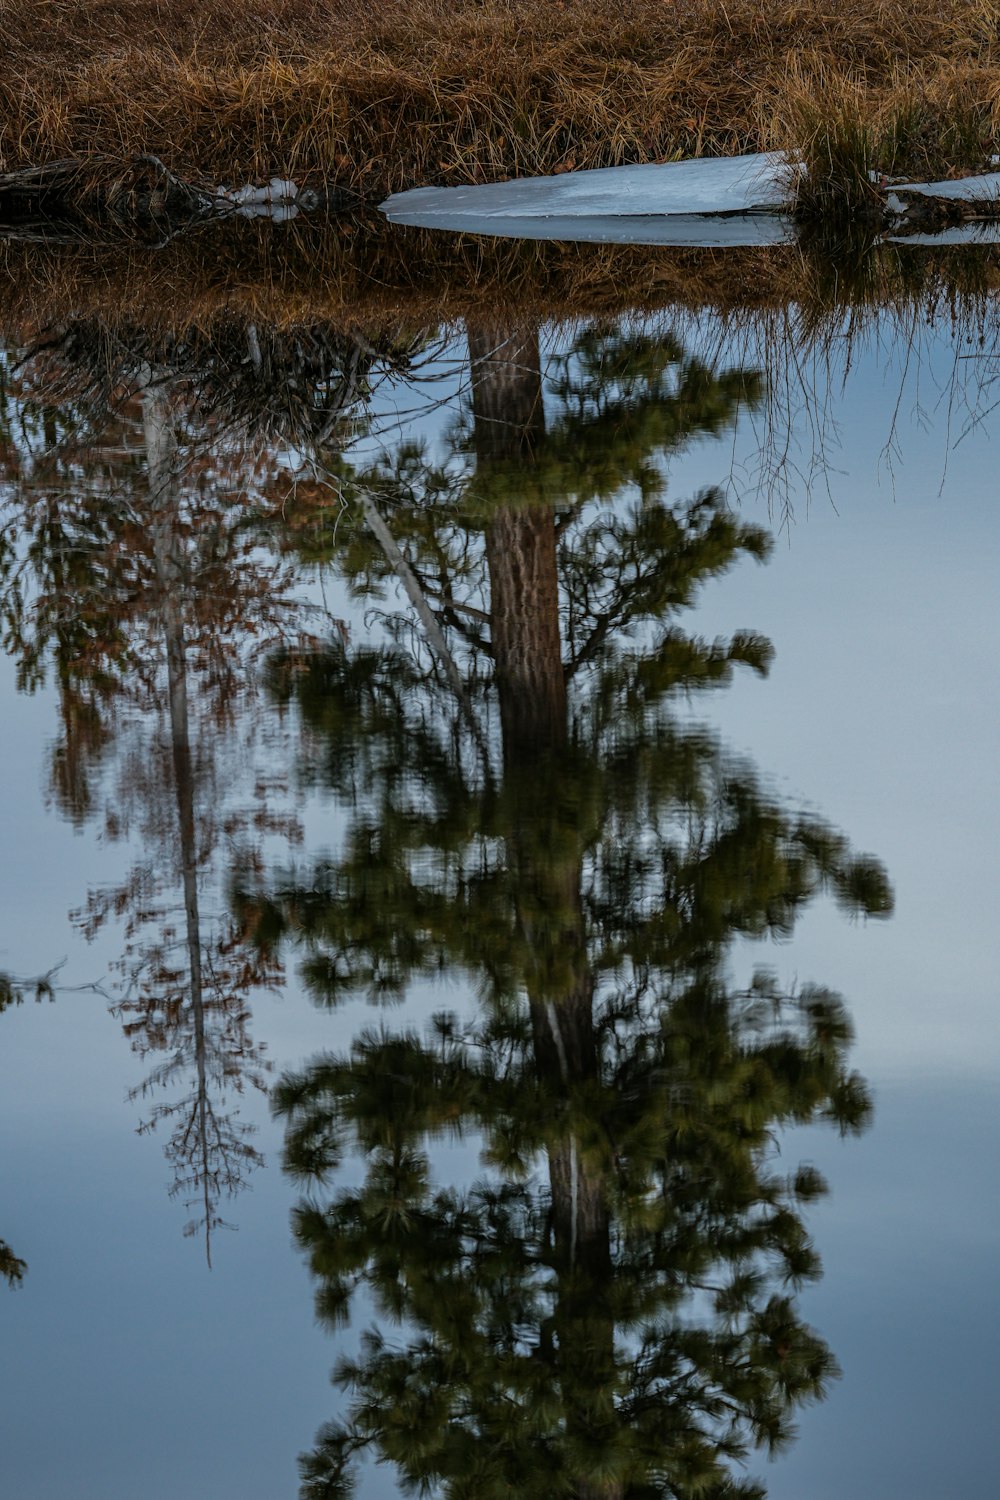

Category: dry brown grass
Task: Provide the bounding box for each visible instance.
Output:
[1,0,999,193]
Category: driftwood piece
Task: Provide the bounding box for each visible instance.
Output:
[0,154,215,242]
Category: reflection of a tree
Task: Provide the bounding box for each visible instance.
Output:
[1,329,362,1256]
[239,323,892,1496]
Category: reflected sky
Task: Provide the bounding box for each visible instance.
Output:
[2,286,999,1498]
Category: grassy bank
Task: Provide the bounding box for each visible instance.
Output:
[2,0,999,196]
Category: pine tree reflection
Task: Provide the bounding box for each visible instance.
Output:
[242,324,892,1495]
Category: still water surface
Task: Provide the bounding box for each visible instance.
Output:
[1,261,998,1498]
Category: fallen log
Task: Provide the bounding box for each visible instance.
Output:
[0,155,214,241]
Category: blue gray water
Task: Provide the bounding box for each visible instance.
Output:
[1,290,998,1499]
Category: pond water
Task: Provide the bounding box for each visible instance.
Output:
[1,231,999,1500]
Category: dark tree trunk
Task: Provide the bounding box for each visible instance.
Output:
[487,500,567,762]
[470,323,566,762]
[468,323,546,465]
[469,323,622,1500]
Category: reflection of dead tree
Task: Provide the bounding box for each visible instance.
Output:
[106,385,273,1262]
[3,345,318,1260]
[0,939,267,1271]
[118,935,273,1264]
[1,314,432,1260]
[75,381,301,1262]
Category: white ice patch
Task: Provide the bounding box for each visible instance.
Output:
[213,177,308,219]
[381,210,795,247]
[380,152,799,241]
[884,221,1000,246]
[893,171,1000,203]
